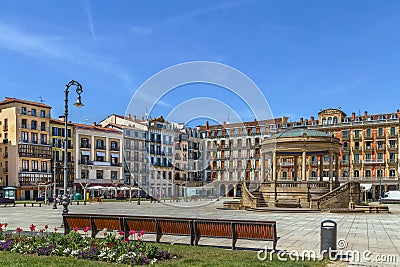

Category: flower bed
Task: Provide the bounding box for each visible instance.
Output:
[0,223,171,265]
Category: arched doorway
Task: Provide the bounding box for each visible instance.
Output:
[220,184,226,197]
[228,184,234,197]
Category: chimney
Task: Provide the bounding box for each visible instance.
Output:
[141,116,144,121]
[364,111,368,119]
[133,115,136,121]
[92,122,96,126]
[310,116,314,122]
[58,115,65,122]
[128,114,131,119]
[352,112,356,121]
[299,118,303,124]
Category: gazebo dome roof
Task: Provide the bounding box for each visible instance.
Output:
[275,127,333,138]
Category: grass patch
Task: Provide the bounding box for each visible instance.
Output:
[1,243,328,267]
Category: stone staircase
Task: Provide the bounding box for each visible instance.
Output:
[310,182,361,210]
[241,182,268,208]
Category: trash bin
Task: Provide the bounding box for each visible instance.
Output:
[320,220,337,257]
[74,193,82,200]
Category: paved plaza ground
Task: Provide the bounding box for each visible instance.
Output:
[1,199,399,266]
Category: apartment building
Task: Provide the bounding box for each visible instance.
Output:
[200,118,285,195]
[99,114,148,189]
[174,127,203,186]
[50,117,74,195]
[74,123,123,192]
[0,97,52,200]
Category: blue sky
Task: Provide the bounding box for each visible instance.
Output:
[0,0,399,125]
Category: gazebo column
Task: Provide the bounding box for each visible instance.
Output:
[335,153,339,184]
[319,155,324,181]
[329,150,334,191]
[261,152,266,181]
[293,156,298,181]
[302,150,307,181]
[272,151,277,181]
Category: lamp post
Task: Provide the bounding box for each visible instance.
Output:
[62,80,84,214]
[53,154,57,209]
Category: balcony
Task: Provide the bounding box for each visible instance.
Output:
[342,160,349,165]
[18,144,51,159]
[19,138,50,146]
[18,171,52,186]
[96,145,106,150]
[80,144,91,149]
[387,159,397,165]
[280,162,294,166]
[388,133,397,139]
[110,146,120,151]
[364,146,372,151]
[341,135,349,140]
[352,146,361,152]
[363,159,384,164]
[376,145,385,151]
[353,160,361,165]
[87,161,111,166]
[353,135,362,140]
[387,145,398,151]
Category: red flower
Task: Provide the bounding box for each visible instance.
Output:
[103,232,107,237]
[54,227,58,232]
[4,223,8,228]
[73,227,79,232]
[29,224,36,231]
[83,226,90,233]
[40,229,44,233]
[44,225,48,230]
[0,223,3,228]
[118,231,124,236]
[16,227,22,233]
[139,230,145,235]
[129,230,136,235]
[137,238,141,241]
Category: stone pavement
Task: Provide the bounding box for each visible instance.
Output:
[1,199,399,266]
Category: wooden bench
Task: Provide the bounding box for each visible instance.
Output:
[354,205,389,213]
[275,199,300,208]
[63,214,278,250]
[0,198,16,207]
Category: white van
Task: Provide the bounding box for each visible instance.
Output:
[381,191,400,202]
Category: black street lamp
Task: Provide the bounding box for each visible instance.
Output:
[62,80,84,214]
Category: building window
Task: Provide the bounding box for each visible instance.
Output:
[379,115,384,120]
[377,169,383,177]
[32,160,38,171]
[389,169,396,177]
[81,170,88,179]
[390,153,396,162]
[96,170,103,179]
[111,171,118,180]
[41,134,47,145]
[31,109,36,116]
[354,154,359,163]
[81,138,89,148]
[31,133,38,144]
[378,128,383,137]
[31,120,37,130]
[366,129,371,137]
[354,130,360,137]
[390,127,396,136]
[378,153,383,160]
[41,122,46,131]
[96,139,105,149]
[40,110,45,118]
[111,141,118,150]
[365,170,371,177]
[21,119,27,128]
[354,170,359,177]
[342,131,348,138]
[333,117,338,124]
[41,162,47,172]
[22,160,29,171]
[21,131,28,142]
[21,107,27,115]
[322,118,326,125]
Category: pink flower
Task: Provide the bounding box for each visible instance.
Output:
[16,227,22,233]
[103,232,107,237]
[29,224,36,231]
[83,226,90,233]
[129,230,136,236]
[139,230,145,235]
[73,227,79,232]
[137,238,141,241]
[118,230,124,236]
[138,233,142,237]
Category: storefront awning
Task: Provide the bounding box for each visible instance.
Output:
[111,153,119,158]
[361,184,372,191]
[81,151,90,156]
[96,152,105,157]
